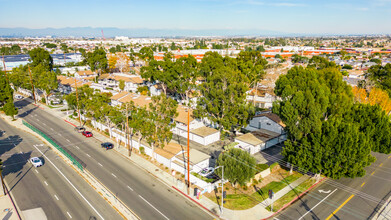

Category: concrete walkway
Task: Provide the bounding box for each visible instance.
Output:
[31,101,313,220]
[0,193,20,220]
[260,175,310,208]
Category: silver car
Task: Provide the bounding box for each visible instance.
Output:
[30,157,43,167]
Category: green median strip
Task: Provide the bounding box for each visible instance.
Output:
[22,120,84,171]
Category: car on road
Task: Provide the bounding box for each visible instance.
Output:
[82,131,93,137]
[101,142,114,150]
[30,157,43,167]
[199,167,215,177]
[74,126,86,133]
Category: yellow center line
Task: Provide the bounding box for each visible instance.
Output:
[361,182,365,187]
[371,171,375,176]
[325,194,355,220]
[379,163,383,167]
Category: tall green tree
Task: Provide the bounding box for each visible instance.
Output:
[171,55,199,104]
[273,66,375,179]
[32,64,58,105]
[195,52,254,134]
[29,47,53,71]
[0,71,17,119]
[365,64,391,96]
[146,94,178,159]
[118,80,125,91]
[85,48,107,73]
[215,148,257,186]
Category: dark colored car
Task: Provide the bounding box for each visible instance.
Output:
[101,142,114,150]
[74,126,86,133]
[82,131,93,137]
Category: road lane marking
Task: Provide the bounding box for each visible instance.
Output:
[44,181,48,186]
[50,128,54,131]
[138,195,169,220]
[371,172,375,176]
[111,173,117,178]
[42,123,46,126]
[127,185,133,191]
[36,119,40,121]
[35,170,39,173]
[31,145,105,220]
[98,163,103,167]
[86,154,91,157]
[58,134,62,136]
[361,182,366,187]
[66,139,70,142]
[325,194,355,220]
[67,212,72,219]
[75,146,80,149]
[379,163,383,167]
[54,195,59,200]
[298,188,337,220]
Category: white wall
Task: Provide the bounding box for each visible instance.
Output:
[248,116,284,134]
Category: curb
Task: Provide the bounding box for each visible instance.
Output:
[172,186,221,219]
[263,177,327,220]
[3,180,23,220]
[64,120,77,127]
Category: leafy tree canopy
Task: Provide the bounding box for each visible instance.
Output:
[29,47,53,71]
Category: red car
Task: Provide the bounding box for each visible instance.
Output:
[82,131,93,137]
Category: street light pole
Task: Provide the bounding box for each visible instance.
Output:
[187,107,190,195]
[74,78,82,126]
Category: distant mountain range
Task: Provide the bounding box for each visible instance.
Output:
[0,27,291,38]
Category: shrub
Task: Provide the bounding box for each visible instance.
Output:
[270,162,279,171]
[41,97,46,103]
[242,185,248,190]
[252,178,259,185]
[139,146,145,154]
[256,163,269,173]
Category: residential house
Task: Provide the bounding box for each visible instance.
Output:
[75,70,97,79]
[235,129,284,154]
[171,149,210,174]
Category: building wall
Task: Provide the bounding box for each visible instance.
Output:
[248,116,284,134]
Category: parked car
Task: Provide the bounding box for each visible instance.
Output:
[199,167,215,177]
[74,126,85,133]
[30,157,43,167]
[101,142,114,150]
[14,94,23,100]
[82,131,93,137]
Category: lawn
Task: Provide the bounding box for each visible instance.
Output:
[265,178,316,212]
[206,172,303,210]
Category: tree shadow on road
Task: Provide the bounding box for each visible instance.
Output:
[17,107,37,118]
[3,151,33,192]
[0,135,23,157]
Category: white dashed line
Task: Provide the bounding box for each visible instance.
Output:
[50,128,54,131]
[36,119,40,121]
[138,195,169,220]
[75,146,80,149]
[111,173,117,178]
[58,134,62,136]
[54,195,59,200]
[98,163,103,167]
[67,212,72,219]
[66,139,70,142]
[86,154,91,157]
[31,145,104,220]
[35,169,39,173]
[127,185,133,191]
[42,123,46,126]
[44,181,48,186]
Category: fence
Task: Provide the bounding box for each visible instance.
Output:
[22,120,84,172]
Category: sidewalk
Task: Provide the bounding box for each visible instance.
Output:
[32,101,312,220]
[0,193,20,220]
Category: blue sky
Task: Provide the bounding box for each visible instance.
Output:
[1,0,391,34]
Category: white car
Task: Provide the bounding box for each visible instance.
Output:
[30,157,43,167]
[199,167,215,177]
[14,95,23,100]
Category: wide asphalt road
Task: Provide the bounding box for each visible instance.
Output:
[15,99,214,220]
[275,151,391,220]
[0,117,122,220]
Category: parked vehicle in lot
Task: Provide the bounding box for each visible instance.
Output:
[101,142,114,150]
[199,167,215,177]
[74,126,85,133]
[82,131,93,137]
[14,94,23,100]
[30,157,43,167]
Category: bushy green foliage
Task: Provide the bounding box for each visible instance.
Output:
[256,163,269,173]
[365,64,391,96]
[273,66,380,179]
[216,148,257,186]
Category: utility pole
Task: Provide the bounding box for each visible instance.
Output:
[74,78,82,126]
[0,159,6,195]
[216,165,224,216]
[126,103,131,157]
[2,55,8,83]
[187,107,190,195]
[28,65,36,104]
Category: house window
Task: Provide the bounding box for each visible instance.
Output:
[266,122,271,126]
